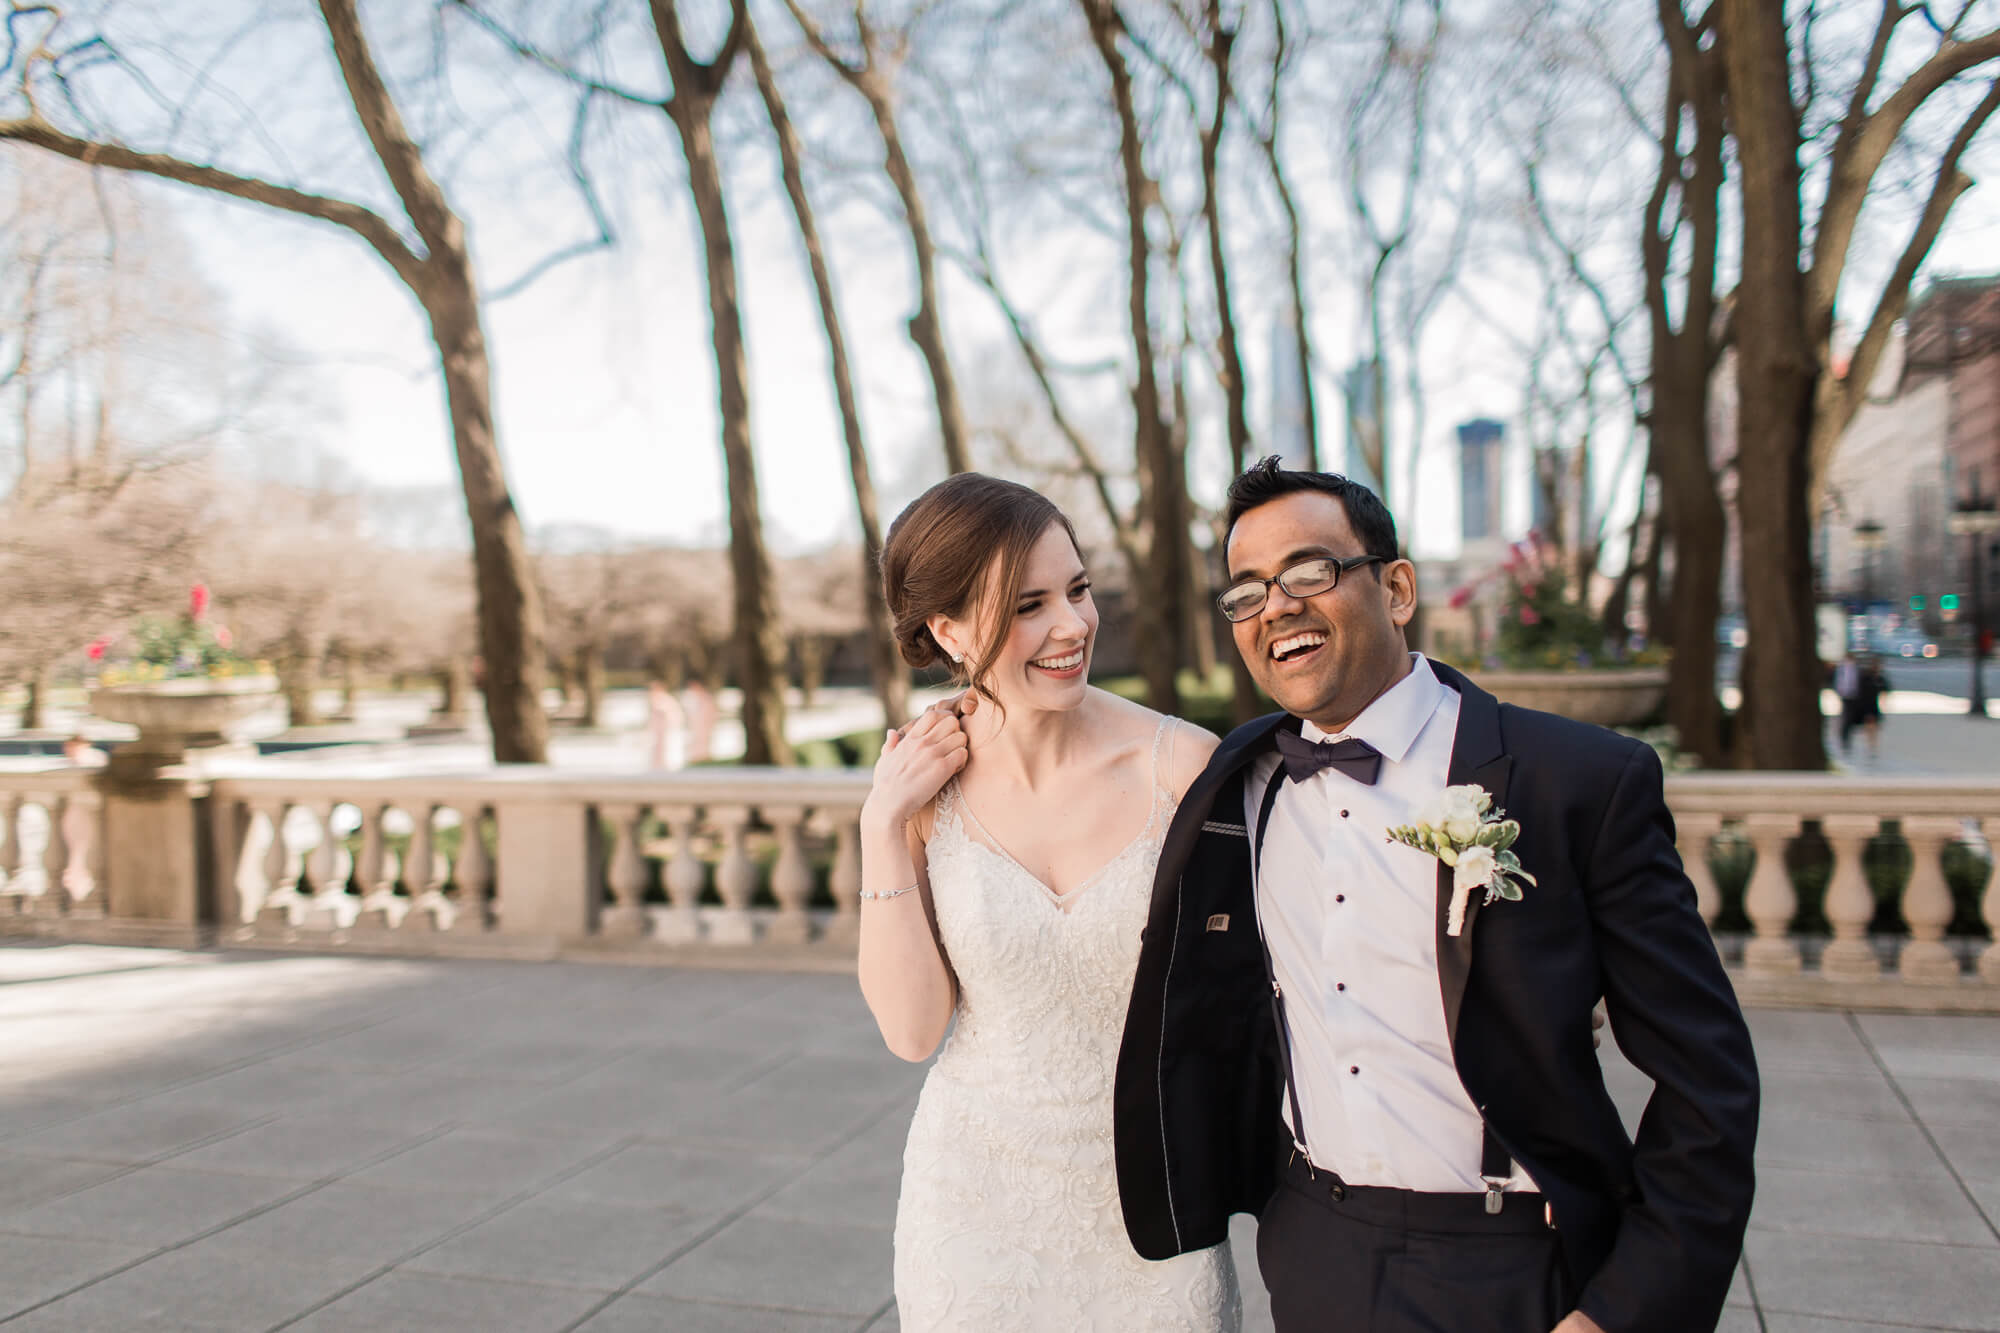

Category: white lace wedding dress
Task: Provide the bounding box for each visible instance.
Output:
[893,719,1242,1331]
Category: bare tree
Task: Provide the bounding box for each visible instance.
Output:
[780,0,973,477]
[0,0,552,762]
[743,10,908,727]
[1082,0,1189,717]
[1722,0,2000,769]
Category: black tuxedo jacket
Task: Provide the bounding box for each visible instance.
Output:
[1113,661,1759,1333]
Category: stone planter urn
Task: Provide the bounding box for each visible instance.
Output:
[89,677,278,776]
[81,678,276,937]
[1464,667,1668,729]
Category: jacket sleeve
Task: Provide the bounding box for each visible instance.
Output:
[1573,741,1760,1333]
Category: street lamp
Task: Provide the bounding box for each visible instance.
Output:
[1949,492,2000,718]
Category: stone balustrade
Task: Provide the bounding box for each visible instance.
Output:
[0,770,103,919]
[1663,773,1999,1008]
[202,768,872,959]
[4,763,1996,1005]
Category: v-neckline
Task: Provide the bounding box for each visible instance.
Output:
[949,781,1161,912]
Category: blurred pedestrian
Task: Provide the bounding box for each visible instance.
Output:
[645,681,687,770]
[683,679,717,764]
[1835,654,1889,761]
[61,734,105,769]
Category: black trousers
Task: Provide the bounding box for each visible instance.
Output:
[1256,1152,1573,1333]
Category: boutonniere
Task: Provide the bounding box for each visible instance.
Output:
[1386,784,1536,937]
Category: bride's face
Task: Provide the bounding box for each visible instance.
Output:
[938,520,1097,712]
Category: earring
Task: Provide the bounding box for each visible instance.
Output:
[950,651,964,664]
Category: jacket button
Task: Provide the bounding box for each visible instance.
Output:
[1329,1182,1348,1202]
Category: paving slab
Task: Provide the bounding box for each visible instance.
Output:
[286,1270,609,1333]
[402,1194,715,1291]
[1,1243,376,1333]
[572,1292,860,1332]
[0,1163,301,1247]
[5,942,1999,1333]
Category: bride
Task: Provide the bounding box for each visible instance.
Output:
[857,473,1241,1331]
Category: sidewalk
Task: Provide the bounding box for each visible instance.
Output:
[4,944,1997,1331]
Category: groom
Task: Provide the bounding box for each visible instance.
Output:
[1114,459,1758,1333]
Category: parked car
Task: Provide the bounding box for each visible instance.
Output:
[1870,629,1938,659]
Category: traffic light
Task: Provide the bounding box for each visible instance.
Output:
[1911,595,1927,612]
[1942,594,1961,611]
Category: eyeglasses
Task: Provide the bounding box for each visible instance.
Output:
[1216,554,1384,623]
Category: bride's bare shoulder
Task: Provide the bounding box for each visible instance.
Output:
[1087,689,1218,798]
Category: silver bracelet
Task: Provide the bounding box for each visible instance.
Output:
[858,883,920,902]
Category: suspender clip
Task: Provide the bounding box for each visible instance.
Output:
[1482,1177,1506,1215]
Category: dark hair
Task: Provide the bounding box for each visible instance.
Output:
[1223,455,1400,563]
[881,473,1082,710]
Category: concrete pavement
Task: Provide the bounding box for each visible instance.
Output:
[4,944,1998,1331]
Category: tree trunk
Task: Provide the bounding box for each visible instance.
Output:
[797,636,829,709]
[280,629,323,729]
[1200,17,1250,480]
[655,7,791,767]
[436,657,473,723]
[18,665,48,732]
[744,19,909,728]
[871,98,972,476]
[576,643,605,729]
[1656,405,1729,766]
[424,292,550,762]
[1721,0,1827,770]
[1086,0,1184,719]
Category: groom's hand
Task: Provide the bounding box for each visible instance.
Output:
[1552,1312,1605,1333]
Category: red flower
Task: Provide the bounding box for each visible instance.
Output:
[1519,607,1541,626]
[190,583,211,620]
[1520,583,1540,600]
[85,638,109,663]
[1448,586,1474,610]
[214,626,233,650]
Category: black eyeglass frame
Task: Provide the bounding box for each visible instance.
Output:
[1215,554,1385,622]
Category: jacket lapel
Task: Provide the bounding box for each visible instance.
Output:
[1426,661,1511,1049]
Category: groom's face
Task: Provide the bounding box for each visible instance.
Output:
[1225,491,1415,730]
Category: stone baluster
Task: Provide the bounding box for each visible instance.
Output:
[600,803,650,938]
[823,814,862,946]
[1742,813,1803,976]
[402,804,437,930]
[1898,816,1965,985]
[0,793,18,897]
[654,805,704,944]
[33,794,69,915]
[302,803,344,929]
[258,801,297,929]
[1676,812,1725,929]
[710,806,756,945]
[355,804,393,927]
[764,805,813,944]
[1819,814,1883,980]
[449,805,492,933]
[1977,817,2000,984]
[71,789,104,914]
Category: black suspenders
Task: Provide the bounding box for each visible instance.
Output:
[1248,765,1514,1213]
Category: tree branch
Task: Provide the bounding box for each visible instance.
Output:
[0,116,425,287]
[446,0,666,106]
[1829,74,2000,451]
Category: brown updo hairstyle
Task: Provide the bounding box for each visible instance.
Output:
[881,473,1082,713]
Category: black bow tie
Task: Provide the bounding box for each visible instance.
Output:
[1274,729,1383,786]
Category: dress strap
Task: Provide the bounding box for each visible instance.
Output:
[1149,714,1176,798]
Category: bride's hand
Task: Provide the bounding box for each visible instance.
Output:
[864,707,969,836]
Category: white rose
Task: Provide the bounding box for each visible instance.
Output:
[1453,784,1494,815]
[1439,789,1483,844]
[1453,844,1498,894]
[1416,791,1455,831]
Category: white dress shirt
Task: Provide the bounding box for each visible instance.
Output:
[1247,654,1532,1192]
